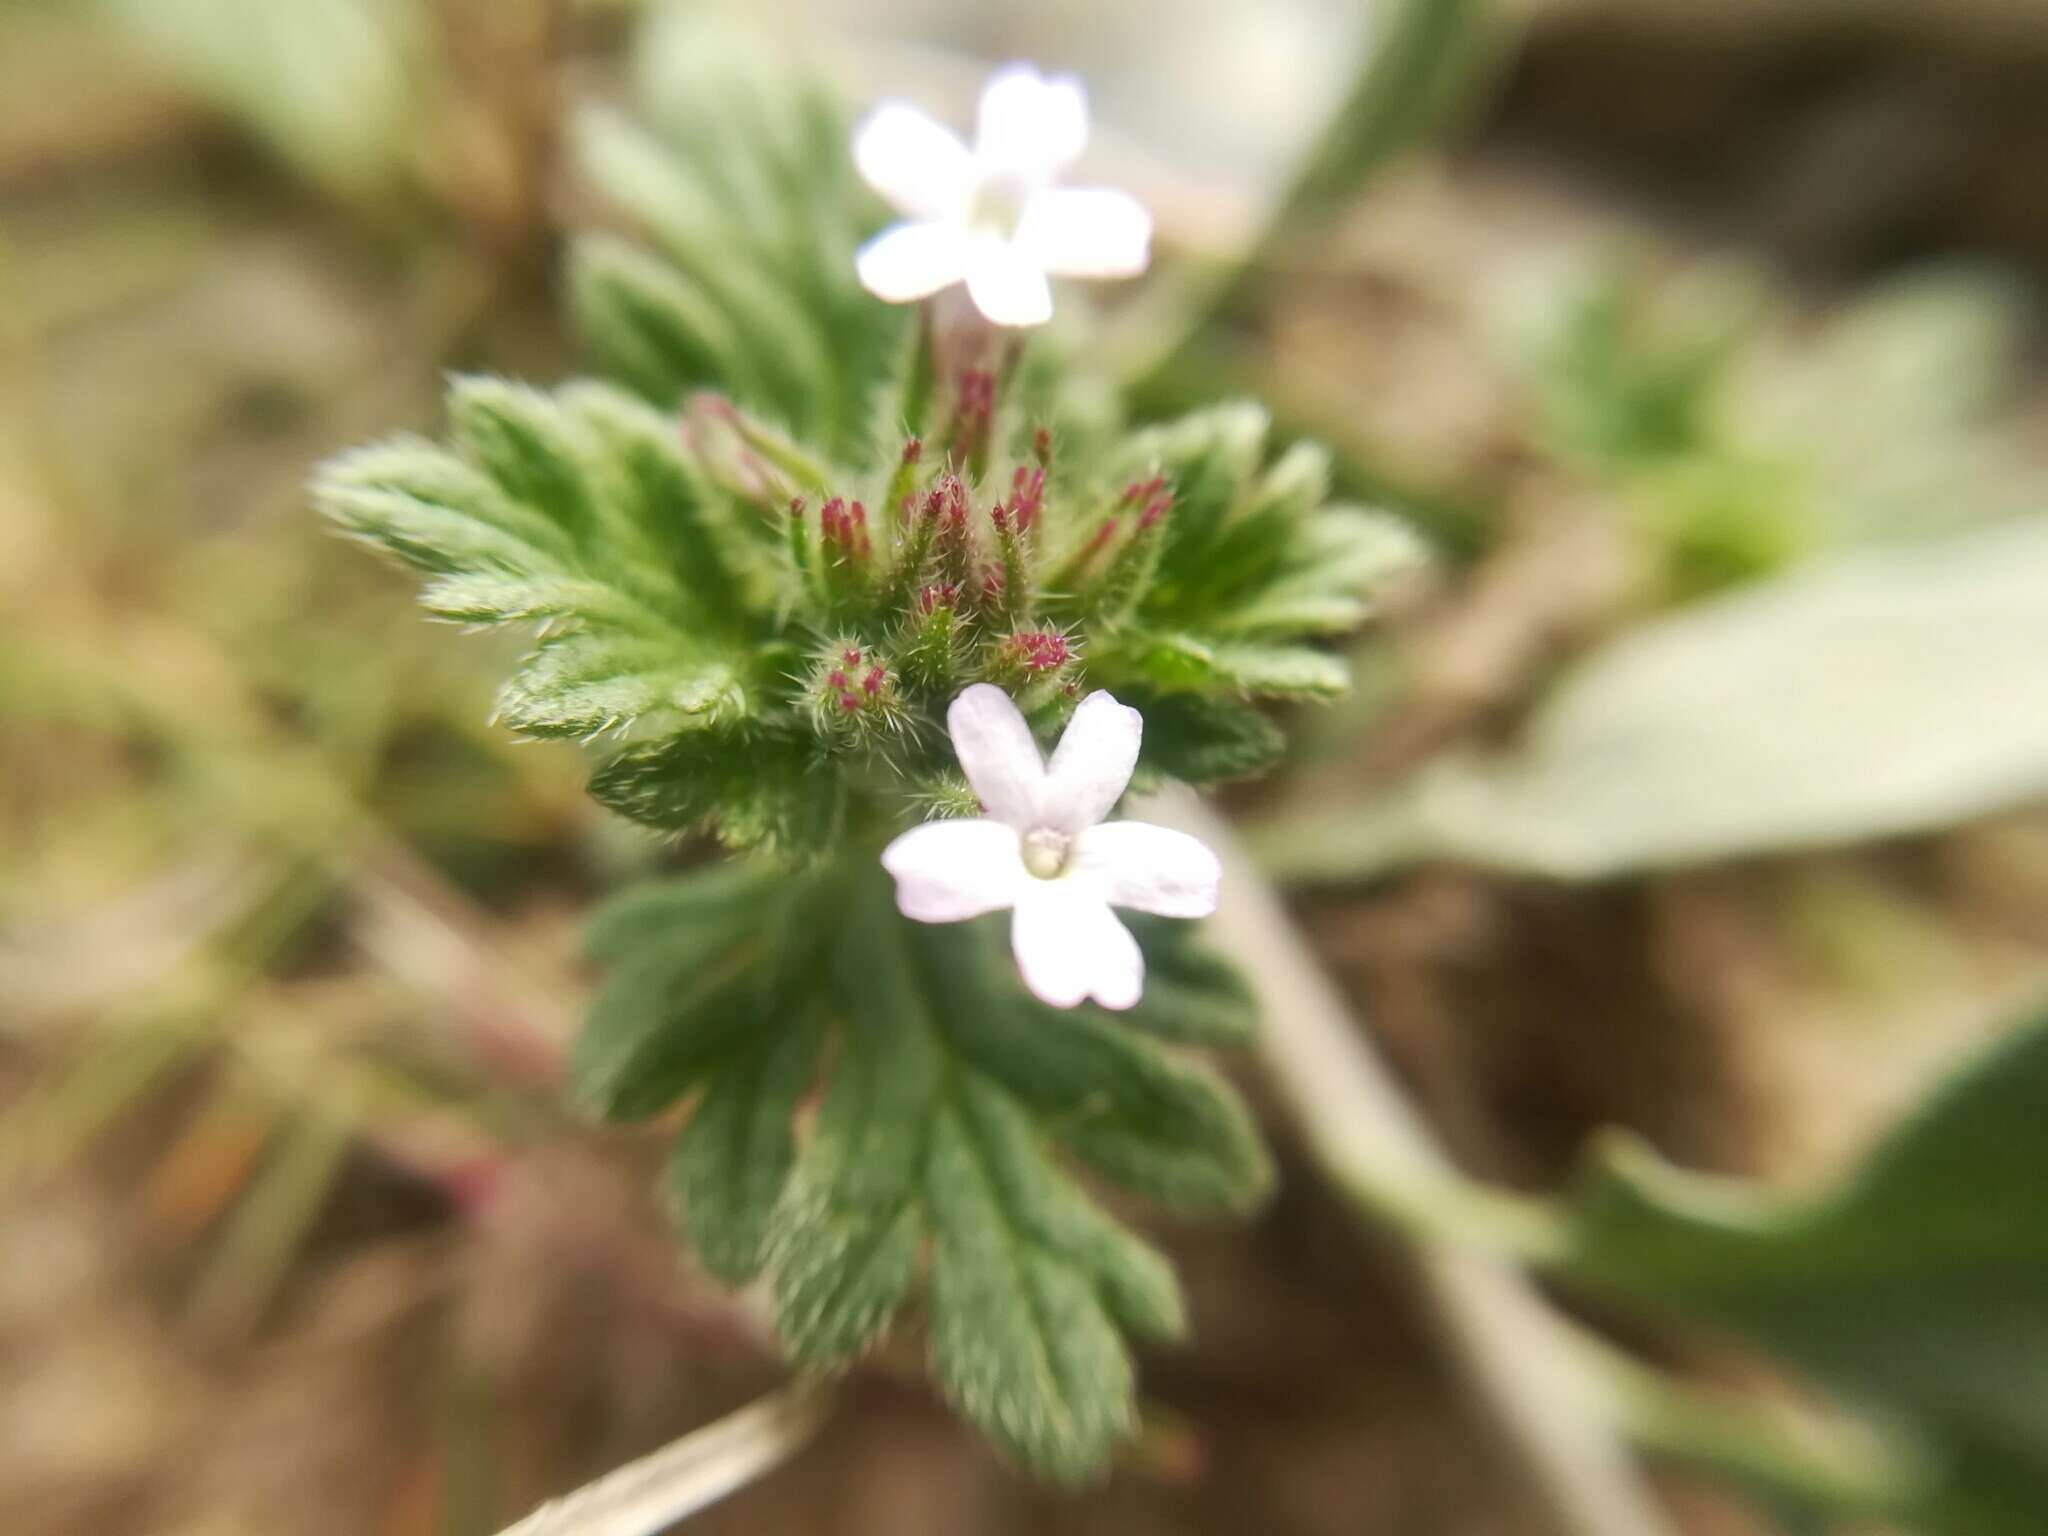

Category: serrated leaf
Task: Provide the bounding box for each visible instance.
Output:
[745,876,1236,1482]
[448,376,605,545]
[925,1090,1141,1484]
[1131,402,1270,588]
[588,728,840,854]
[583,862,785,965]
[313,438,575,577]
[557,382,769,625]
[497,636,745,741]
[1129,691,1286,785]
[417,571,655,629]
[569,234,751,407]
[571,941,768,1122]
[1557,997,2048,1536]
[768,893,942,1365]
[1118,916,1260,1048]
[669,1009,825,1284]
[921,921,1273,1212]
[1120,631,1350,701]
[575,106,838,441]
[1213,507,1431,637]
[939,1072,1185,1343]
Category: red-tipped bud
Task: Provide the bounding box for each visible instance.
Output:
[1008,465,1046,531]
[918,582,958,615]
[1120,475,1167,508]
[1139,492,1172,530]
[1033,427,1053,466]
[861,665,886,697]
[838,692,862,713]
[1002,628,1071,673]
[902,438,923,465]
[827,669,848,690]
[959,369,995,417]
[842,646,862,666]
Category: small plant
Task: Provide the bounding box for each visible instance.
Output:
[315,35,1422,1481]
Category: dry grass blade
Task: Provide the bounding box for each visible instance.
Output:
[493,1381,834,1536]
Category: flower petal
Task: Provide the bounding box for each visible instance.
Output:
[947,683,1046,828]
[1073,821,1220,918]
[882,818,1027,922]
[1017,187,1151,278]
[975,63,1088,177]
[853,102,974,219]
[963,240,1054,327]
[856,221,971,303]
[1011,885,1144,1010]
[1042,690,1141,833]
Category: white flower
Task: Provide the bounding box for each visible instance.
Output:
[851,63,1152,328]
[882,684,1219,1010]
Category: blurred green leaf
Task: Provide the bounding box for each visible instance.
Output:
[1498,256,2041,597]
[103,0,425,203]
[1255,515,2048,881]
[1558,998,2048,1536]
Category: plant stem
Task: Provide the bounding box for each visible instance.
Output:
[1137,786,1674,1536]
[491,1381,834,1536]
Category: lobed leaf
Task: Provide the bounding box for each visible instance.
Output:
[669,1009,826,1285]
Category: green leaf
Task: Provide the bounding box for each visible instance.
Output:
[104,0,425,205]
[557,382,765,626]
[1120,631,1350,701]
[923,921,1273,1213]
[313,437,575,578]
[569,233,750,407]
[571,940,768,1122]
[1256,516,2048,881]
[925,1087,1143,1484]
[1211,506,1430,637]
[767,892,943,1366]
[1118,916,1260,1048]
[447,377,605,546]
[749,876,1249,1478]
[1130,692,1286,785]
[588,728,840,854]
[495,636,745,742]
[583,861,784,965]
[1557,997,2048,1536]
[669,1009,825,1285]
[573,104,853,449]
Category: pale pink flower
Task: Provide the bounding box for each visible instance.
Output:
[852,63,1152,327]
[882,685,1219,1009]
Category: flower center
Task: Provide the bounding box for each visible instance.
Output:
[968,170,1032,240]
[1020,826,1071,880]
